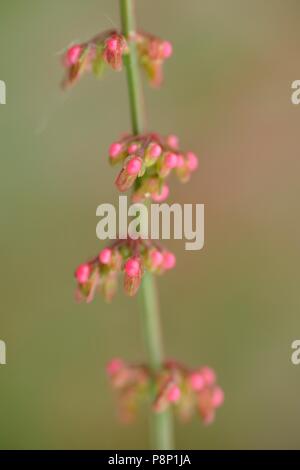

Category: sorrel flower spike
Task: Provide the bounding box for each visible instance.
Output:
[62,31,172,89]
[63,0,223,450]
[107,358,224,424]
[75,239,176,302]
[109,133,199,200]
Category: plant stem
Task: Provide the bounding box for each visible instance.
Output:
[119,0,174,450]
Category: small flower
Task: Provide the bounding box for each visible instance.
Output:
[149,249,164,270]
[124,258,141,277]
[211,386,224,408]
[136,33,173,87]
[99,248,112,265]
[75,263,90,284]
[106,358,124,376]
[109,142,123,159]
[162,251,176,270]
[201,366,216,386]
[161,41,173,59]
[167,384,181,403]
[103,33,128,71]
[186,152,199,171]
[166,134,179,150]
[126,156,143,176]
[65,45,82,66]
[189,371,205,391]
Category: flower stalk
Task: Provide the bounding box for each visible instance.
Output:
[119,0,174,450]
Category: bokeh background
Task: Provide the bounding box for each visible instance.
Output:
[1,0,300,449]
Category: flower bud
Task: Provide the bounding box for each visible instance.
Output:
[103,34,127,71]
[164,152,178,169]
[186,152,198,171]
[75,263,90,284]
[151,184,170,202]
[211,387,224,408]
[109,142,122,159]
[99,248,112,265]
[189,372,205,391]
[115,168,137,192]
[167,384,181,403]
[124,258,140,277]
[162,251,176,270]
[106,37,118,52]
[150,249,164,269]
[65,45,82,67]
[128,143,139,154]
[176,154,185,168]
[167,134,179,149]
[126,156,142,175]
[201,367,216,386]
[106,358,124,376]
[161,41,173,59]
[144,143,162,167]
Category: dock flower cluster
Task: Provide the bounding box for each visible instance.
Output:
[62,30,172,88]
[109,132,198,200]
[62,30,128,87]
[75,239,176,302]
[107,358,224,424]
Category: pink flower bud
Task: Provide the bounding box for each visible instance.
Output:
[162,41,173,59]
[128,143,139,154]
[164,152,178,169]
[176,154,185,168]
[150,250,164,269]
[126,157,142,175]
[201,367,216,386]
[167,384,181,402]
[189,372,205,391]
[106,358,124,376]
[186,152,199,171]
[75,263,90,284]
[162,251,176,270]
[152,184,170,202]
[65,45,82,66]
[149,143,162,158]
[211,387,224,408]
[109,142,122,158]
[124,258,140,278]
[103,34,127,71]
[99,248,112,265]
[106,37,118,52]
[167,134,179,149]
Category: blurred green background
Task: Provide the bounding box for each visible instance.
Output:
[1,0,300,449]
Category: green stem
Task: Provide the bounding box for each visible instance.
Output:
[119,0,174,450]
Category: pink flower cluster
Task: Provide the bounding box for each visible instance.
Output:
[62,30,172,89]
[75,239,176,302]
[109,133,199,200]
[107,358,224,424]
[135,32,173,87]
[62,31,128,87]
